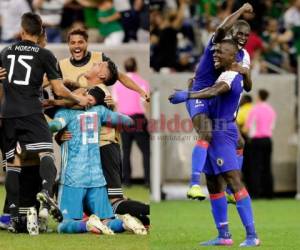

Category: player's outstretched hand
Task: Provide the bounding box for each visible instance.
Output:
[168,90,189,104]
[0,67,7,80]
[242,3,253,14]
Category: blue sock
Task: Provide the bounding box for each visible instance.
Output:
[190,140,209,186]
[209,192,231,239]
[236,149,244,169]
[234,188,257,238]
[107,218,125,233]
[57,220,87,234]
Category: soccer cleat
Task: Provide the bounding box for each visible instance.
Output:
[187,185,206,200]
[200,237,234,246]
[27,207,39,236]
[7,218,20,233]
[37,190,63,222]
[38,204,49,233]
[226,192,236,204]
[239,237,260,247]
[120,214,147,235]
[86,215,114,235]
[0,214,11,230]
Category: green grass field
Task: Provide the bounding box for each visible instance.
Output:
[0,185,149,250]
[151,199,300,250]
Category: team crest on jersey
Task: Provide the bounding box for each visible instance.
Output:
[217,158,224,167]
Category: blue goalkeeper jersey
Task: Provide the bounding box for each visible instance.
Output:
[50,106,132,188]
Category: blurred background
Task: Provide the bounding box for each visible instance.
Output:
[150,0,300,201]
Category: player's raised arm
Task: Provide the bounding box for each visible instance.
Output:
[213,3,253,43]
[117,71,150,102]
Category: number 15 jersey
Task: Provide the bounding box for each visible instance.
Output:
[0,40,62,118]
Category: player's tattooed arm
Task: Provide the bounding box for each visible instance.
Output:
[213,3,253,43]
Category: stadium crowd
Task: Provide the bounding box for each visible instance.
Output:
[0,0,149,44]
[150,0,300,74]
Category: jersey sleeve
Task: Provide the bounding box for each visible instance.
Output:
[50,109,71,132]
[97,106,133,126]
[216,71,239,88]
[242,49,251,69]
[41,49,63,80]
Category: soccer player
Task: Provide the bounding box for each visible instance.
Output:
[169,40,260,247]
[50,83,146,235]
[0,12,90,232]
[57,28,150,226]
[184,3,253,200]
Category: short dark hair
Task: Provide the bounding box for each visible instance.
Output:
[104,60,118,86]
[88,86,107,106]
[258,89,269,101]
[67,28,89,42]
[124,57,137,72]
[233,20,251,31]
[21,12,43,36]
[220,39,239,52]
[240,94,252,106]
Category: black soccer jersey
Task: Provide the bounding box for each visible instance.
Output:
[0,40,62,118]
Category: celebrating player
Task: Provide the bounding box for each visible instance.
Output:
[0,12,90,232]
[56,28,150,226]
[49,78,146,235]
[182,3,253,200]
[169,39,260,247]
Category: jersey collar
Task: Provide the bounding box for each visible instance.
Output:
[70,51,91,67]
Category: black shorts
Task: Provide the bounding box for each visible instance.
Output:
[2,113,53,162]
[100,143,123,198]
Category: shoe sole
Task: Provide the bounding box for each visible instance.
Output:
[37,193,63,222]
[122,215,147,235]
[187,194,206,201]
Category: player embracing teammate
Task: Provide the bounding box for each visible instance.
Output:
[169,2,260,247]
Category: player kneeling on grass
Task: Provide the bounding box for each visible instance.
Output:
[48,80,146,235]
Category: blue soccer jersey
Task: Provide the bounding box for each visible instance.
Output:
[187,36,250,118]
[49,106,132,188]
[209,71,244,122]
[202,71,244,176]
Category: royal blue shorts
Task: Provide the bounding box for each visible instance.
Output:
[58,185,114,220]
[203,122,239,175]
[186,98,210,119]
